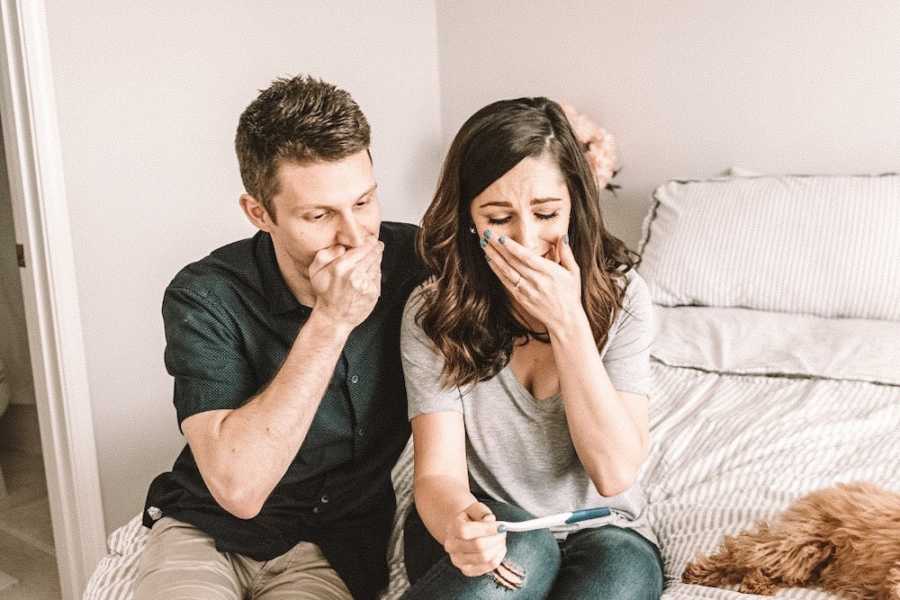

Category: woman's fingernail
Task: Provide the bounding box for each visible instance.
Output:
[563,234,569,245]
[486,255,491,263]
[498,236,506,245]
[497,524,507,533]
[483,229,492,240]
[480,238,488,249]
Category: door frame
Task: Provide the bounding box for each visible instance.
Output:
[0,1,107,598]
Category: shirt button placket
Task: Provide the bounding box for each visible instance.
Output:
[349,371,364,452]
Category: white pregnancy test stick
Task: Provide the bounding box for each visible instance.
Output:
[496,507,612,533]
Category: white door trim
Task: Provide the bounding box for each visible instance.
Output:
[0,1,106,598]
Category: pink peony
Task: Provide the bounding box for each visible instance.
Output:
[559,101,619,191]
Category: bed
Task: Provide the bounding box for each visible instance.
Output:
[84,173,900,599]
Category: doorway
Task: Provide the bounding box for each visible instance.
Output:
[0,1,107,599]
[0,128,58,597]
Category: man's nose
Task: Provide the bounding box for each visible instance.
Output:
[337,213,367,248]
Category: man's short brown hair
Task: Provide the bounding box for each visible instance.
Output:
[235,75,370,222]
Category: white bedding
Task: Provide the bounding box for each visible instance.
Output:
[84,306,900,599]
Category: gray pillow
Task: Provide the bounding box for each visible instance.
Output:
[636,173,900,321]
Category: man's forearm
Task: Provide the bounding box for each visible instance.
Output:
[204,309,352,516]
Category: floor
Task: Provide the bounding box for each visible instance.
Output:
[0,449,59,600]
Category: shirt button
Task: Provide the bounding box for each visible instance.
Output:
[357,427,366,437]
[320,495,329,504]
[350,375,359,384]
[312,506,321,514]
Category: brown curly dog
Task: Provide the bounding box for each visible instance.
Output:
[682,482,900,599]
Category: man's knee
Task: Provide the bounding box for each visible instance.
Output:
[134,518,241,600]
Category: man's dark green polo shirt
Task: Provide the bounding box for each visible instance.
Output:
[143,222,425,600]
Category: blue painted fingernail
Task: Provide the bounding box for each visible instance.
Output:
[563,234,569,245]
[486,255,491,263]
[484,229,492,240]
[497,524,507,533]
[480,238,488,248]
[498,236,506,245]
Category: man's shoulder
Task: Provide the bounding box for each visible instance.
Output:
[166,233,263,305]
[380,221,426,283]
[380,220,419,246]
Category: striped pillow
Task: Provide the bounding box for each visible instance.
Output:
[636,173,900,320]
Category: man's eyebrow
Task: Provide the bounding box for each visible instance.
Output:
[355,183,378,202]
[477,197,562,209]
[296,183,378,211]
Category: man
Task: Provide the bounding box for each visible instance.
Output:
[134,75,425,600]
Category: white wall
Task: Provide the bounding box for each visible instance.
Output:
[43,1,443,531]
[37,0,900,535]
[436,0,900,248]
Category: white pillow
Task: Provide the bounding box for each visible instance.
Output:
[636,173,900,321]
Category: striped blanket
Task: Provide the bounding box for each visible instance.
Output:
[85,307,900,599]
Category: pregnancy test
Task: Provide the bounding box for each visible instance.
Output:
[496,507,613,533]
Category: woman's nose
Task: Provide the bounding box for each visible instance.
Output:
[511,218,540,252]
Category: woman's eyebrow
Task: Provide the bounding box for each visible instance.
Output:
[478,197,562,209]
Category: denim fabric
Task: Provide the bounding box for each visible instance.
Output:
[402,500,664,599]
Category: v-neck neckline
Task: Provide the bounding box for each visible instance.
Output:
[499,364,562,409]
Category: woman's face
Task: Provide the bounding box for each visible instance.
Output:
[469,153,571,261]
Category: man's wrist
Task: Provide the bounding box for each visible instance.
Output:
[306,306,355,341]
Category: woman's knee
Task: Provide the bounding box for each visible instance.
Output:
[504,527,561,584]
[562,527,663,597]
[481,501,562,596]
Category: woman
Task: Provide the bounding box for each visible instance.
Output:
[399,97,664,599]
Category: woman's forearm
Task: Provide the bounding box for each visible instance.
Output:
[549,309,647,497]
[414,474,478,544]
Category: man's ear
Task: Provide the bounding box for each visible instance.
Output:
[240,194,274,232]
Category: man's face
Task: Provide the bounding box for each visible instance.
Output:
[263,149,381,279]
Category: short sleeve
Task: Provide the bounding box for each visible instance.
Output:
[601,271,655,396]
[400,287,463,419]
[162,286,259,428]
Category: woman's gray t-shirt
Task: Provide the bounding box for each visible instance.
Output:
[401,269,658,546]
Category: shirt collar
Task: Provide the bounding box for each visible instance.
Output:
[254,231,311,317]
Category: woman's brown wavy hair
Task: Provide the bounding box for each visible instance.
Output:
[416,97,639,389]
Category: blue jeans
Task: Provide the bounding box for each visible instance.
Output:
[401,500,664,599]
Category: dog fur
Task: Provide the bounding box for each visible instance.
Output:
[682,482,900,599]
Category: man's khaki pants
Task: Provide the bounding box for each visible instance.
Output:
[133,517,353,600]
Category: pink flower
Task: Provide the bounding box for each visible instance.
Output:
[559,101,619,191]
